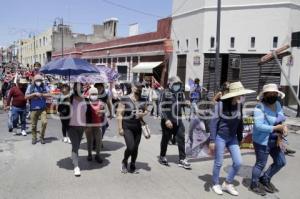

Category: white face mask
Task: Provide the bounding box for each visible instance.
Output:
[172,84,181,92]
[90,95,98,101]
[35,82,42,87]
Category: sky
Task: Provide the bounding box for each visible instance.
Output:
[0,0,172,47]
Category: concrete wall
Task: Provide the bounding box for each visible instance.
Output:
[170,0,300,91]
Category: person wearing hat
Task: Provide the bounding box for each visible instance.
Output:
[117,82,148,173]
[5,78,29,136]
[85,87,104,164]
[25,74,51,145]
[250,84,287,196]
[209,81,255,196]
[159,76,191,169]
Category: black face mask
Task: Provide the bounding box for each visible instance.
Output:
[264,96,278,105]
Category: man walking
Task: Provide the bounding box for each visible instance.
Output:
[6,78,28,136]
[25,74,51,145]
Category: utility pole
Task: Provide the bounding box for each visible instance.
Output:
[33,35,36,64]
[297,78,300,117]
[214,0,221,92]
[61,18,64,58]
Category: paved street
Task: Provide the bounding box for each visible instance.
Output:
[0,111,300,199]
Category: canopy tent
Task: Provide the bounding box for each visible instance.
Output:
[132,62,162,73]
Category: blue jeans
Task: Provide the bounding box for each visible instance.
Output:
[11,106,26,131]
[251,142,286,187]
[212,134,242,185]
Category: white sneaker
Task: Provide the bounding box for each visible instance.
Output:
[67,137,71,144]
[212,185,223,195]
[63,137,68,143]
[74,167,81,177]
[222,182,239,196]
[21,130,27,136]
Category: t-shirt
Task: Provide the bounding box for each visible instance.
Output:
[69,98,87,127]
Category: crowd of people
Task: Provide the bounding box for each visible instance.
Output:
[1,61,295,197]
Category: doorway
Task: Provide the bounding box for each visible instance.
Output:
[177,55,187,85]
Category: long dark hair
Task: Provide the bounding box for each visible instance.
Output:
[221,97,238,116]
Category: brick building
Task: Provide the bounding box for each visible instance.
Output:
[52,18,172,86]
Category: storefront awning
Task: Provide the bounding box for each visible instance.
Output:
[132,62,162,73]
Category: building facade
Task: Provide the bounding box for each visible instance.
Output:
[170,0,300,105]
[52,18,172,86]
[17,19,118,66]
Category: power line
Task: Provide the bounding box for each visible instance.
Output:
[100,0,163,18]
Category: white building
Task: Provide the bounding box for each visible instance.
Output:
[170,0,300,105]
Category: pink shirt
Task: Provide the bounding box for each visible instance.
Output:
[69,98,87,126]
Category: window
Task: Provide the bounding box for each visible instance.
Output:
[210,37,215,48]
[273,36,278,48]
[250,37,256,48]
[196,38,199,49]
[177,40,180,49]
[186,39,189,49]
[230,37,235,48]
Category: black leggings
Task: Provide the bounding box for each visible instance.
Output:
[122,121,142,164]
[60,119,69,137]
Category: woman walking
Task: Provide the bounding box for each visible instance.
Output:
[117,82,148,173]
[209,81,255,196]
[250,84,287,196]
[85,87,104,164]
[57,83,71,143]
[68,82,87,177]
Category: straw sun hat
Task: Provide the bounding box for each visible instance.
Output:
[221,81,255,100]
[258,83,285,99]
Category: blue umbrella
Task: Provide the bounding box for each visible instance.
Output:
[40,57,98,76]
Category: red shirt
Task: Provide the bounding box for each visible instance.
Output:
[7,86,27,108]
[90,101,105,125]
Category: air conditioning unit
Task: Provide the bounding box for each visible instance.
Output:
[230,57,241,69]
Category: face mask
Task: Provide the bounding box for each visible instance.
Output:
[265,96,278,105]
[35,82,42,87]
[90,95,98,101]
[172,84,181,92]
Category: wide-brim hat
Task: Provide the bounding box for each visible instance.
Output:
[258,84,285,99]
[221,81,256,100]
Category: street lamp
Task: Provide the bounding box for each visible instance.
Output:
[54,17,64,58]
